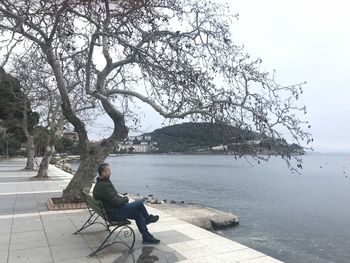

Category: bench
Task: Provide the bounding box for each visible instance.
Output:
[74,191,135,257]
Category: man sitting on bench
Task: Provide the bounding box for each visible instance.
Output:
[93,163,160,244]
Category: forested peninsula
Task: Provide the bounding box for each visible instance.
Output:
[143,123,304,155]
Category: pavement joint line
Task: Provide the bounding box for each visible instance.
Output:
[38,206,56,262]
[0,190,62,196]
[6,214,14,263]
[0,209,88,221]
[0,213,39,220]
[0,181,69,185]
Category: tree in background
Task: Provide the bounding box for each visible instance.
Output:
[0,0,312,202]
[54,136,79,155]
[0,67,39,167]
[10,53,67,177]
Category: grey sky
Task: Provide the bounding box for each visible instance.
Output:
[91,0,350,153]
[226,0,350,153]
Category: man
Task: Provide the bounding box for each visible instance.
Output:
[93,163,160,244]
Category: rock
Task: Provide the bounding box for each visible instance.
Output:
[149,203,239,230]
[141,195,161,204]
[62,163,72,172]
[54,159,73,173]
[133,195,147,202]
[149,198,161,204]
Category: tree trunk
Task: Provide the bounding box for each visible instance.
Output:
[45,46,128,203]
[25,136,35,170]
[35,129,56,178]
[61,142,111,202]
[22,100,35,170]
[34,144,54,178]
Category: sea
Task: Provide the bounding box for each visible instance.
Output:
[73,153,350,263]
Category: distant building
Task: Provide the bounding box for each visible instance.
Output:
[117,135,157,153]
[132,144,151,153]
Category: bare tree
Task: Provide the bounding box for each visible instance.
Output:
[10,57,40,170]
[0,67,38,169]
[22,99,36,169]
[35,102,65,179]
[0,0,312,202]
[11,53,66,177]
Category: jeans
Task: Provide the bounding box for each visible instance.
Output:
[111,200,150,237]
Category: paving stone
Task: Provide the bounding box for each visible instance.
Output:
[50,242,94,262]
[0,206,15,215]
[8,246,53,263]
[11,230,46,242]
[46,231,86,246]
[0,234,10,246]
[10,230,48,251]
[147,222,173,233]
[221,248,266,262]
[0,219,12,234]
[0,245,9,263]
[174,245,219,259]
[54,257,100,263]
[99,244,186,263]
[12,218,43,233]
[151,230,193,245]
[240,256,285,263]
[17,184,33,192]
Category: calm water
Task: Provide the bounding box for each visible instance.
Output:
[77,154,350,263]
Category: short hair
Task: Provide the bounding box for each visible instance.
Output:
[98,163,109,175]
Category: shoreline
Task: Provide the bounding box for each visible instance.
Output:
[51,162,240,230]
[0,157,284,262]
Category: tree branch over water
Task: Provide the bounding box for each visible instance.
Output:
[0,0,312,200]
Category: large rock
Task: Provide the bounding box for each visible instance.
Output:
[148,203,239,230]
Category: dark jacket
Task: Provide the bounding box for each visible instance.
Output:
[93,176,129,218]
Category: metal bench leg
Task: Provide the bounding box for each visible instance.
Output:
[88,225,135,257]
[74,211,100,234]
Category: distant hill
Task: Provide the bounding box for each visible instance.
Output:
[143,122,304,155]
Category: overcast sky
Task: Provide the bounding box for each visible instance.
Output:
[92,0,350,153]
[224,0,350,153]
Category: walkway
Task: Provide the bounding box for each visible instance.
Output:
[0,158,283,263]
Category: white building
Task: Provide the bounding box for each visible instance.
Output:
[117,135,157,153]
[132,144,150,153]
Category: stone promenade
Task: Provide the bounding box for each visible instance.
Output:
[0,158,283,263]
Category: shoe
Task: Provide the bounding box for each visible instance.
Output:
[142,234,160,244]
[145,214,159,224]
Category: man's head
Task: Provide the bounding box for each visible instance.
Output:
[98,163,111,178]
